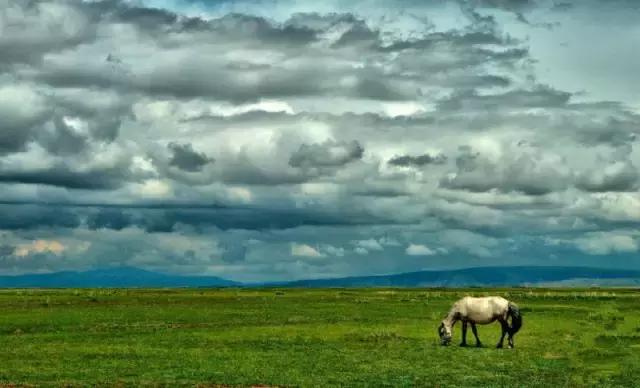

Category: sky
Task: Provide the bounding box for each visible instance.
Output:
[0,0,639,282]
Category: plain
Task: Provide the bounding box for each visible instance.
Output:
[0,288,638,387]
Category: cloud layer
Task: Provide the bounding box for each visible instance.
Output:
[0,0,639,281]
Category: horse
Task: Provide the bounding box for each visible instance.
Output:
[437,296,522,348]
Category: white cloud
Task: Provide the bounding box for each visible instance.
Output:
[136,179,173,198]
[291,243,324,258]
[353,238,383,251]
[574,232,639,255]
[354,247,369,255]
[405,243,436,256]
[324,245,345,257]
[379,236,401,246]
[14,239,65,257]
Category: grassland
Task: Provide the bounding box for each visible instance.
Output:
[0,288,639,387]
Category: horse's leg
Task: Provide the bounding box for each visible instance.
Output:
[460,320,468,347]
[508,330,515,349]
[471,323,482,347]
[496,319,508,348]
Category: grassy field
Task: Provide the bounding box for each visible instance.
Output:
[0,288,639,387]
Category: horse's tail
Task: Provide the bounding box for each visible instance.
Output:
[507,302,522,335]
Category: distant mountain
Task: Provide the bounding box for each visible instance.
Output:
[278,266,640,287]
[2,266,639,288]
[0,267,238,288]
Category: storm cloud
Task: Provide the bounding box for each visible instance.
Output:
[289,140,364,169]
[168,142,214,172]
[389,153,448,167]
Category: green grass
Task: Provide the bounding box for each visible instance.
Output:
[0,288,639,387]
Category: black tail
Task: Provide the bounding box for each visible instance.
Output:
[508,302,522,335]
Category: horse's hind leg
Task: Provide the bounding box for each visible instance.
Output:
[460,321,468,347]
[471,323,482,347]
[507,331,514,349]
[496,319,508,348]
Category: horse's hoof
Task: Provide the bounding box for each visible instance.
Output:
[496,344,503,349]
[459,343,467,347]
[476,343,483,348]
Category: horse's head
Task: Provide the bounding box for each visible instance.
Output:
[438,321,452,346]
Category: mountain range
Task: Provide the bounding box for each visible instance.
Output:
[278,266,640,287]
[0,267,238,288]
[0,266,639,288]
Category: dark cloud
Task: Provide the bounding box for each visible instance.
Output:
[36,116,90,155]
[380,30,515,52]
[220,242,248,263]
[168,142,214,172]
[576,161,639,192]
[0,201,393,232]
[389,153,447,167]
[0,83,126,155]
[462,0,537,12]
[0,85,49,153]
[437,86,571,112]
[218,156,312,185]
[0,244,15,258]
[440,146,569,195]
[289,140,364,169]
[0,204,81,230]
[0,126,35,154]
[458,0,541,25]
[86,209,133,231]
[0,156,141,190]
[137,206,387,232]
[0,1,97,67]
[14,2,522,103]
[332,18,379,48]
[551,2,572,11]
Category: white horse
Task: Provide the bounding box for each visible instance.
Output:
[438,296,522,348]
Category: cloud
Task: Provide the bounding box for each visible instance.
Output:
[437,86,572,113]
[574,232,639,255]
[0,84,49,153]
[0,147,144,189]
[291,243,324,257]
[0,1,96,67]
[324,244,345,257]
[576,160,639,192]
[0,0,639,278]
[405,243,436,256]
[353,238,384,251]
[438,229,498,258]
[168,142,214,172]
[289,140,364,169]
[388,153,447,167]
[14,239,66,257]
[0,203,82,230]
[440,144,570,196]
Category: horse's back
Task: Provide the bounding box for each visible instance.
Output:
[457,296,509,324]
[459,296,508,307]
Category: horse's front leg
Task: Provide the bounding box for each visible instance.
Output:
[471,323,482,347]
[460,320,468,347]
[496,319,508,348]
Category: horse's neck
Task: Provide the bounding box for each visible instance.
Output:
[443,306,460,327]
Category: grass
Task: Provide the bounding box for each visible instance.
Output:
[0,288,639,387]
